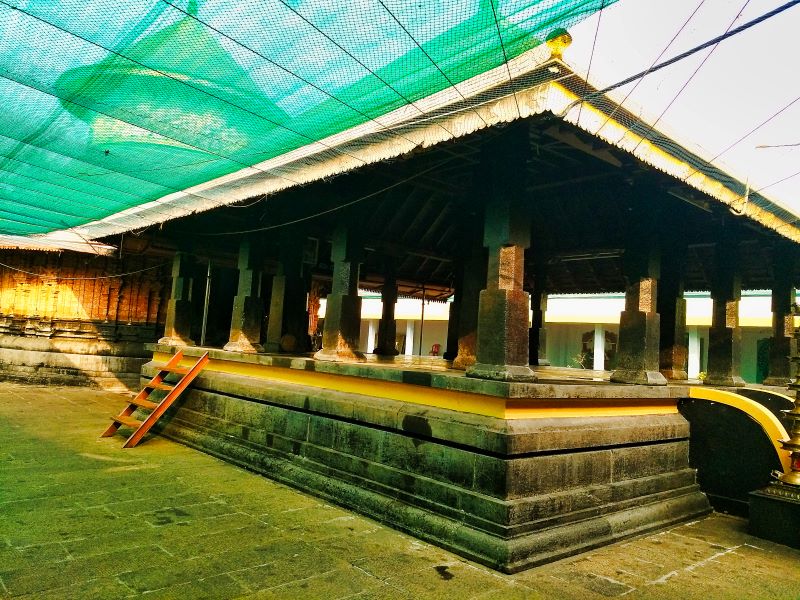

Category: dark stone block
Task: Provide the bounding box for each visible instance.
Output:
[749,485,800,549]
[402,371,432,386]
[611,442,688,481]
[151,369,709,572]
[507,451,612,498]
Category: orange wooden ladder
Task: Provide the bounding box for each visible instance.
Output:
[102,350,210,448]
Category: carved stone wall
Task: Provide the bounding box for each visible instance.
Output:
[0,250,168,390]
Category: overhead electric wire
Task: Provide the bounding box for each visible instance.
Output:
[753,168,800,194]
[596,0,707,134]
[0,260,169,280]
[0,73,304,187]
[193,155,459,236]
[267,0,459,139]
[632,0,752,154]
[488,0,522,118]
[563,0,800,112]
[159,1,432,153]
[0,152,149,206]
[3,0,508,236]
[756,142,800,148]
[577,0,605,124]
[680,92,800,187]
[375,0,489,127]
[0,131,244,227]
[707,93,800,162]
[1,1,371,170]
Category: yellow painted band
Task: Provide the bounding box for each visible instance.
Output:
[688,386,790,474]
[152,352,677,420]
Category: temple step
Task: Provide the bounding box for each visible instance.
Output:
[101,350,209,448]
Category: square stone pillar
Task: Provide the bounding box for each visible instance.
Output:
[224,237,264,353]
[704,227,745,387]
[443,261,462,361]
[315,225,364,362]
[763,243,796,386]
[374,257,399,357]
[451,250,487,370]
[466,126,534,382]
[466,208,534,381]
[528,264,549,366]
[265,234,310,354]
[658,243,688,380]
[158,252,195,346]
[611,244,666,386]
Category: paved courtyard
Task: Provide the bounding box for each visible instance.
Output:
[1,382,799,599]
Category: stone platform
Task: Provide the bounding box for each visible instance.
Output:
[143,345,710,573]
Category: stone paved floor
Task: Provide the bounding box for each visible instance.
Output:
[2,382,799,600]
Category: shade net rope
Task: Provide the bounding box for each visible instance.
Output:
[0,0,611,237]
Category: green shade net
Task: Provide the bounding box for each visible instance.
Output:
[0,0,612,236]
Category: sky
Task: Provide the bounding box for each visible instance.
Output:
[564,0,800,217]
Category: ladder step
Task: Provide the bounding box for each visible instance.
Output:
[159,365,191,375]
[146,382,174,391]
[113,414,142,428]
[102,350,209,448]
[129,398,158,410]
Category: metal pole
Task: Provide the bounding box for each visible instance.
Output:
[418,283,426,356]
[200,259,211,346]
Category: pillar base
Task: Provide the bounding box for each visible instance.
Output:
[452,356,475,370]
[314,348,366,363]
[610,369,667,386]
[661,368,688,381]
[536,359,551,367]
[452,335,477,371]
[157,336,195,347]
[762,376,790,387]
[466,362,536,382]
[223,340,264,354]
[703,375,745,387]
[373,346,399,357]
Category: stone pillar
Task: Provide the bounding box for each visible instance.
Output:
[374,257,399,357]
[763,244,796,386]
[158,252,195,346]
[610,240,666,385]
[443,261,462,361]
[528,262,549,366]
[658,243,688,380]
[704,225,745,387]
[466,126,535,382]
[452,251,486,370]
[265,234,310,353]
[224,237,264,353]
[314,225,364,362]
